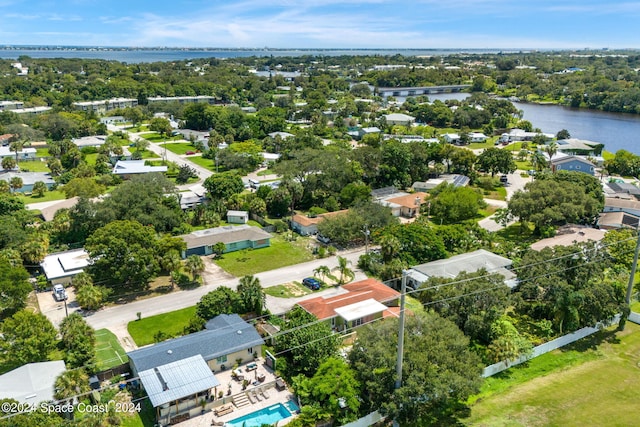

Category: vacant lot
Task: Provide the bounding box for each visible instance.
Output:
[127,306,197,347]
[465,323,640,426]
[162,142,198,155]
[215,235,314,277]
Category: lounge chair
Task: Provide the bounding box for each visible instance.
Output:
[261,389,270,399]
[247,392,256,404]
[253,391,262,402]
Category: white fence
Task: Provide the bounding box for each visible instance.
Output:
[483,315,620,378]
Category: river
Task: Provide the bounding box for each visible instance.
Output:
[425,93,640,155]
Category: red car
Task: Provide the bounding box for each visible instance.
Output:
[185,151,196,155]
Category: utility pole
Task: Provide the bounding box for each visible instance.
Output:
[626,226,640,304]
[395,271,407,389]
[363,225,370,255]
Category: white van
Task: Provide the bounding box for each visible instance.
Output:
[52,284,67,302]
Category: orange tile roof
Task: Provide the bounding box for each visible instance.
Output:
[297,278,400,320]
[385,192,428,208]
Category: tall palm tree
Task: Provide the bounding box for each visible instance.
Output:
[530,151,548,172]
[333,256,354,285]
[544,141,558,162]
[9,139,24,164]
[185,255,205,282]
[379,234,401,263]
[54,369,90,401]
[237,275,265,315]
[9,176,22,193]
[313,265,331,283]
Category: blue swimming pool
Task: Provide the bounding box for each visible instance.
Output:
[225,402,299,427]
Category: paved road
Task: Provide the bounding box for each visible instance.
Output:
[77,248,366,351]
[478,171,531,232]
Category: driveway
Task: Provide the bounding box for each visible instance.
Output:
[479,171,531,232]
[77,249,367,350]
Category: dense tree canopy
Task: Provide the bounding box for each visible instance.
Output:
[0,311,57,366]
[349,312,483,425]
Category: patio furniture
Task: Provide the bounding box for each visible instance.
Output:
[257,373,266,382]
[214,405,234,417]
[253,391,262,401]
[275,377,286,391]
[247,392,256,404]
[261,389,270,399]
[246,362,258,371]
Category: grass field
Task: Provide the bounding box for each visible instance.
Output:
[264,281,313,298]
[18,189,66,203]
[215,235,314,277]
[95,329,129,370]
[142,132,183,143]
[162,142,198,155]
[127,306,197,347]
[18,160,50,172]
[465,324,640,426]
[186,155,216,171]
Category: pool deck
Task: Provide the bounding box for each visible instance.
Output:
[175,386,297,427]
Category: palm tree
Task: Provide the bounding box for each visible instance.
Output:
[0,180,10,193]
[333,256,354,285]
[530,151,548,172]
[54,369,90,401]
[237,275,266,315]
[185,255,205,282]
[313,265,331,283]
[544,141,558,162]
[9,139,24,164]
[1,156,16,171]
[9,176,22,193]
[379,234,401,263]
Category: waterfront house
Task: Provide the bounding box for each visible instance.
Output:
[550,155,595,175]
[384,113,415,127]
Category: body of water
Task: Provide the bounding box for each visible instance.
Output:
[423,93,640,155]
[0,47,503,63]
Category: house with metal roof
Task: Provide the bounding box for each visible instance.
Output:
[0,171,55,193]
[128,314,264,425]
[226,210,249,224]
[111,160,168,178]
[0,360,66,404]
[550,155,595,175]
[40,248,90,285]
[412,174,470,192]
[179,224,272,258]
[406,249,516,289]
[296,278,400,332]
[383,113,415,126]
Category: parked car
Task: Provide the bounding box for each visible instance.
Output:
[52,284,67,302]
[185,150,196,155]
[317,234,331,244]
[302,277,321,290]
[500,175,509,184]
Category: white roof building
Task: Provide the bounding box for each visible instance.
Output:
[0,361,66,404]
[112,160,168,176]
[40,249,90,285]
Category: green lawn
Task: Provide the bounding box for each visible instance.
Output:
[465,324,640,426]
[18,189,66,203]
[95,329,129,370]
[215,235,315,277]
[18,160,50,172]
[35,147,50,157]
[187,155,217,171]
[142,132,183,143]
[84,153,99,166]
[162,142,198,155]
[121,398,155,427]
[127,306,197,347]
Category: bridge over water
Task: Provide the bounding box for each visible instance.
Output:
[376,84,471,98]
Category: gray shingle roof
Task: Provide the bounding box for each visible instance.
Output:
[180,225,272,249]
[139,355,220,408]
[127,314,264,374]
[409,249,514,284]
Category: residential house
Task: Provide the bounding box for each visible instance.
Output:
[555,138,601,156]
[268,131,294,140]
[72,135,108,149]
[147,95,217,105]
[406,249,516,289]
[180,224,272,258]
[469,132,487,142]
[296,278,401,332]
[550,155,595,175]
[38,197,80,222]
[0,134,14,146]
[127,314,264,425]
[13,106,52,116]
[0,101,24,111]
[372,187,427,218]
[503,129,554,142]
[0,145,36,161]
[603,198,640,218]
[383,113,415,127]
[178,189,205,210]
[40,248,90,285]
[0,171,55,193]
[603,182,640,201]
[442,133,460,144]
[529,225,606,250]
[290,210,349,236]
[412,174,470,192]
[112,160,168,178]
[597,211,640,230]
[0,361,66,404]
[227,210,249,224]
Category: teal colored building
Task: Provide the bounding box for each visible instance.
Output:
[180,224,272,258]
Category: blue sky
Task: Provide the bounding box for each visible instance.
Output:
[1,0,639,49]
